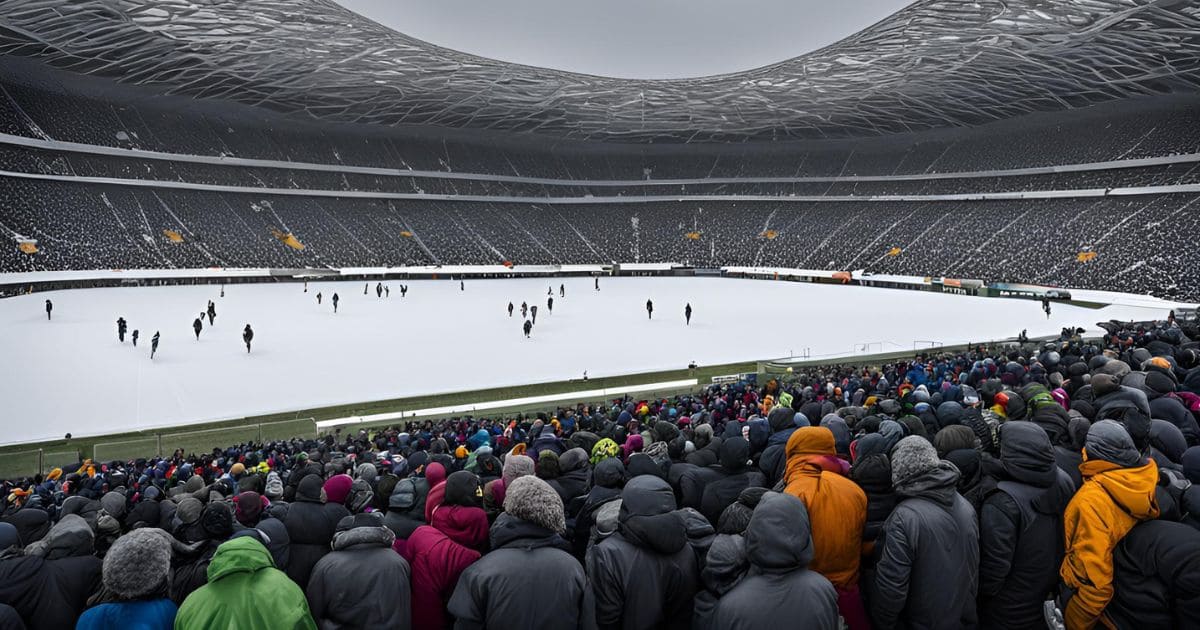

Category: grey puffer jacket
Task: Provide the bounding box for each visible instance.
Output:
[449,513,595,630]
[870,461,979,630]
[305,513,411,630]
[704,492,838,630]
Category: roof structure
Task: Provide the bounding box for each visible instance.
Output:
[1,0,1198,142]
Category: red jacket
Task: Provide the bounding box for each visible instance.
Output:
[402,524,482,630]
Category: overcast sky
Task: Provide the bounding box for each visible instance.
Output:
[333,0,912,79]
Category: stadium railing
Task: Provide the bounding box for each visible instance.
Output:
[90,418,316,467]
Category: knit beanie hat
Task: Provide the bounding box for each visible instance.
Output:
[103,528,171,600]
[264,471,284,499]
[504,476,566,534]
[176,497,203,525]
[444,471,483,507]
[891,436,942,486]
[235,492,266,526]
[323,474,354,505]
[590,439,620,465]
[538,450,561,480]
[356,463,378,483]
[201,502,234,539]
[502,455,535,484]
[230,463,246,477]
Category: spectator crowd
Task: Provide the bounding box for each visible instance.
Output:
[2,316,1200,629]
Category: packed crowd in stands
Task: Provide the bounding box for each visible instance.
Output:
[2,316,1199,629]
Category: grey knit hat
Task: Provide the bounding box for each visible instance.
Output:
[503,476,566,534]
[502,454,535,484]
[891,436,941,487]
[103,528,171,599]
[176,497,203,525]
[356,463,378,483]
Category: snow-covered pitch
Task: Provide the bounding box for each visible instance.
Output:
[0,276,1180,445]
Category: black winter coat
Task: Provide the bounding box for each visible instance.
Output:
[306,517,411,630]
[1,510,49,547]
[698,438,765,526]
[869,462,979,630]
[703,492,838,630]
[978,423,1075,630]
[450,513,595,630]
[283,476,350,588]
[0,554,101,630]
[586,476,698,630]
[1107,520,1200,630]
[383,476,430,539]
[850,454,896,544]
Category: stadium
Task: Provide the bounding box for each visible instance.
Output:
[0,0,1199,628]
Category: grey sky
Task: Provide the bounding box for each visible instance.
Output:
[333,0,912,80]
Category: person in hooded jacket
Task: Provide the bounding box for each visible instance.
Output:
[574,457,625,561]
[1106,519,1200,630]
[449,477,595,630]
[870,436,979,630]
[232,491,290,573]
[849,424,901,550]
[282,474,351,589]
[306,513,412,630]
[698,437,766,527]
[935,425,986,514]
[170,502,234,605]
[547,448,591,516]
[175,536,316,630]
[402,472,488,630]
[586,475,698,630]
[386,459,442,545]
[978,422,1075,630]
[76,528,176,630]
[782,427,868,629]
[705,492,839,630]
[1059,420,1160,630]
[759,406,807,486]
[0,515,101,630]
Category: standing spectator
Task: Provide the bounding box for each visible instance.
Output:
[44,299,51,321]
[306,513,411,630]
[76,529,176,630]
[1059,420,1160,629]
[449,477,594,629]
[282,474,350,589]
[870,436,979,629]
[978,422,1075,629]
[704,492,839,630]
[1107,520,1200,629]
[782,427,868,629]
[587,475,698,630]
[174,536,316,630]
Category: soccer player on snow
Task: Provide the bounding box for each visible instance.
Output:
[521,302,528,318]
[508,302,514,317]
[150,331,160,359]
[207,301,216,325]
[547,296,554,314]
[646,299,654,319]
[117,317,127,343]
[547,286,553,296]
[193,317,203,340]
[332,293,340,313]
[243,324,254,353]
[132,330,139,347]
[385,286,390,298]
[304,280,308,293]
[364,283,369,295]
[317,292,323,305]
[531,305,538,325]
[44,299,52,321]
[685,303,692,326]
[460,280,465,291]
[401,285,407,297]
[523,319,533,338]
[560,284,565,297]
[376,282,382,298]
[594,277,599,291]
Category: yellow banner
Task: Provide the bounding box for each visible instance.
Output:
[270,228,305,250]
[17,241,37,254]
[1076,251,1097,262]
[163,229,184,243]
[887,247,902,256]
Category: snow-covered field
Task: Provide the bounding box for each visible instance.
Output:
[0,277,1181,444]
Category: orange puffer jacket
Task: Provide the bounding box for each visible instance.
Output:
[783,427,866,589]
[1060,458,1159,630]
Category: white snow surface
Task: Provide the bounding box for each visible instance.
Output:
[0,277,1180,445]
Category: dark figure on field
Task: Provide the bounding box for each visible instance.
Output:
[243,324,254,354]
[220,285,224,298]
[304,280,308,293]
[376,283,383,298]
[132,330,139,347]
[521,302,528,318]
[332,293,340,313]
[548,286,553,296]
[560,284,565,297]
[193,317,203,340]
[685,303,692,326]
[44,299,51,320]
[317,292,323,305]
[385,286,390,298]
[1019,329,1028,343]
[547,297,554,314]
[531,305,538,325]
[460,280,465,291]
[401,285,407,298]
[508,302,514,317]
[364,283,369,295]
[524,319,533,338]
[117,317,127,343]
[207,301,216,326]
[646,299,654,319]
[150,331,160,359]
[594,277,599,291]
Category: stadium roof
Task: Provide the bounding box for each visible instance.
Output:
[1,0,1199,142]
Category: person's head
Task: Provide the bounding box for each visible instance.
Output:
[1084,420,1143,468]
[103,528,172,601]
[503,476,566,534]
